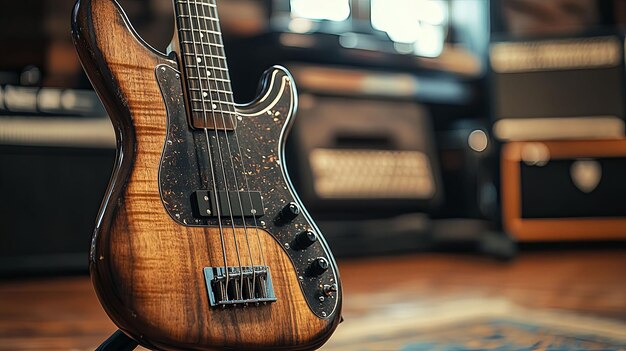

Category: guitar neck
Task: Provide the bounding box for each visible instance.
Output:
[174,0,236,130]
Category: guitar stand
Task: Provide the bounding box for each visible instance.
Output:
[96,330,139,351]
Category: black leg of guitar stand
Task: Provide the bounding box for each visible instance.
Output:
[96,330,139,351]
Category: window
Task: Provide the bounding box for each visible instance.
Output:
[371,0,448,57]
[290,0,351,22]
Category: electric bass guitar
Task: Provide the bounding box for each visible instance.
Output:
[72,0,342,349]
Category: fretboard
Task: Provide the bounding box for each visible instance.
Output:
[175,0,236,129]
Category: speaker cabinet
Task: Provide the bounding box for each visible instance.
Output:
[0,117,114,275]
[502,140,626,241]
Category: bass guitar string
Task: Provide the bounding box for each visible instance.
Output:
[191,0,245,301]
[201,0,269,298]
[178,0,230,300]
[197,0,260,300]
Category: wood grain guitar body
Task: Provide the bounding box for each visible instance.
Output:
[71,0,342,350]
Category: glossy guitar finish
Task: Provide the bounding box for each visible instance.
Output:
[71,0,342,350]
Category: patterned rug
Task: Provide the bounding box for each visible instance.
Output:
[321,298,626,351]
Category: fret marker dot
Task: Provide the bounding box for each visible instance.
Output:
[200,32,204,38]
[202,92,208,98]
[212,104,218,109]
[196,57,202,63]
[207,71,212,76]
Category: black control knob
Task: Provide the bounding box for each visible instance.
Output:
[322,283,338,296]
[294,230,317,249]
[274,202,300,225]
[309,257,329,276]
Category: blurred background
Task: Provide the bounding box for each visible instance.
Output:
[1,0,626,350]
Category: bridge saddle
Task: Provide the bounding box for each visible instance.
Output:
[203,266,277,307]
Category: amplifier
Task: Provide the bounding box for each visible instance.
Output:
[501,140,626,241]
[0,115,115,275]
[288,92,442,218]
[490,35,626,141]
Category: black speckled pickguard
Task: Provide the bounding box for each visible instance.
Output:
[155,64,339,319]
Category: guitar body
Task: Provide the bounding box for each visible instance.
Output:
[72,0,341,350]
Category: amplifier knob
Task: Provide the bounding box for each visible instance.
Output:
[295,230,318,249]
[309,257,329,276]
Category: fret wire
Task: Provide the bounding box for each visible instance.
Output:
[189,87,232,94]
[178,28,222,35]
[181,40,223,46]
[183,64,229,72]
[176,14,219,22]
[188,82,231,90]
[187,74,229,82]
[179,32,221,40]
[189,88,233,95]
[187,83,233,91]
[189,88,234,95]
[181,42,224,48]
[177,28,218,37]
[182,54,227,63]
[188,86,231,93]
[184,56,226,63]
[183,62,228,68]
[186,74,229,84]
[190,102,237,108]
[191,109,237,114]
[186,76,231,83]
[183,56,226,64]
[187,74,230,84]
[190,108,236,115]
[188,85,233,94]
[189,82,233,90]
[184,64,227,69]
[190,99,237,106]
[179,31,220,38]
[183,56,227,64]
[192,106,236,112]
[187,81,232,90]
[186,68,227,74]
[187,80,233,91]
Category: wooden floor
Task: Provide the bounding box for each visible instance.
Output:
[1,249,625,350]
